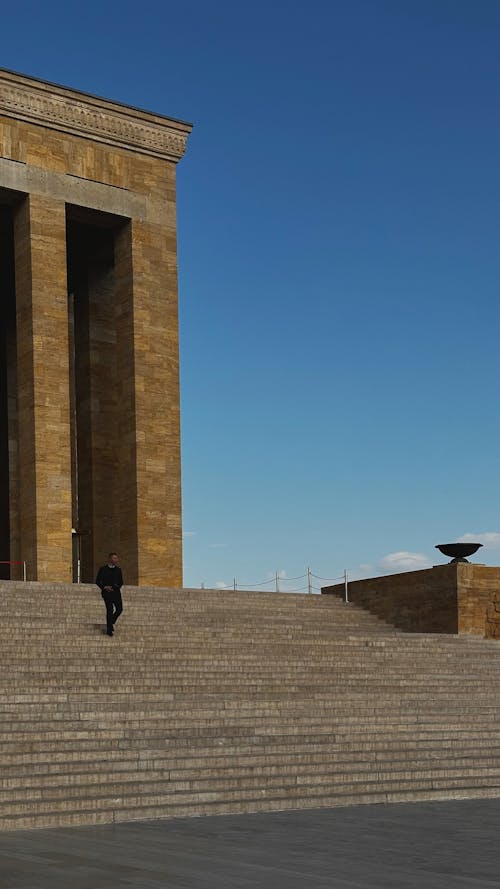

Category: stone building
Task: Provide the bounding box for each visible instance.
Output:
[0,69,192,585]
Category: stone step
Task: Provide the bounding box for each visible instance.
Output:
[1,731,496,760]
[2,665,497,678]
[3,774,500,832]
[3,662,498,674]
[1,695,498,716]
[1,670,498,684]
[0,688,493,703]
[0,675,494,690]
[1,716,499,744]
[5,783,500,832]
[1,682,490,694]
[4,745,500,779]
[2,729,499,762]
[5,761,500,805]
[0,688,495,705]
[4,751,500,789]
[0,645,497,657]
[2,579,500,831]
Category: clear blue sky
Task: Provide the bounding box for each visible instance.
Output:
[3,1,500,589]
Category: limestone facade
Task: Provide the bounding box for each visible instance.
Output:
[0,69,192,585]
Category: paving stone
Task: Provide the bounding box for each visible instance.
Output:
[1,799,500,888]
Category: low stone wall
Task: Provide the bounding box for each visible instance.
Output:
[322,564,500,636]
[458,565,500,637]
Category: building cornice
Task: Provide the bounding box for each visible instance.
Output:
[0,69,192,163]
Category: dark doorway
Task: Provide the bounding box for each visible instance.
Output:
[66,206,120,582]
[0,199,16,579]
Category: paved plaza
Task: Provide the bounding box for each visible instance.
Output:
[1,798,499,888]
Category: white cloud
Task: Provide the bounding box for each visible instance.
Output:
[214,581,229,589]
[208,543,228,549]
[458,532,500,549]
[349,563,375,580]
[345,552,433,582]
[183,531,196,539]
[377,551,432,573]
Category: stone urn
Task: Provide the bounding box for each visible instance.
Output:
[435,543,483,564]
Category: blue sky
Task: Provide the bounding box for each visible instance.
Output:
[3,1,500,590]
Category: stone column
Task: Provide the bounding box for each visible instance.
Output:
[14,194,72,581]
[114,214,182,587]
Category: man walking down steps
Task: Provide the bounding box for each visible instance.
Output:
[96,552,124,637]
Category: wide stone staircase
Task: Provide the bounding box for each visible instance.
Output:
[1,581,500,831]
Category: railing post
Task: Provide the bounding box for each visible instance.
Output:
[23,561,27,582]
[344,568,349,604]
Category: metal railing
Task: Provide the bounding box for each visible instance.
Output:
[202,568,351,603]
[0,560,27,581]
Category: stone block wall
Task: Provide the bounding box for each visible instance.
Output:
[322,564,500,637]
[323,565,459,634]
[458,565,500,636]
[0,69,192,586]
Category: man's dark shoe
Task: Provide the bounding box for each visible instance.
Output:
[106,628,113,637]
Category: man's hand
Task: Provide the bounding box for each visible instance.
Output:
[104,585,113,592]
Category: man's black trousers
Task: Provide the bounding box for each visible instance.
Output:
[101,589,123,633]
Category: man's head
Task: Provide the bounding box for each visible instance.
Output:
[108,552,120,566]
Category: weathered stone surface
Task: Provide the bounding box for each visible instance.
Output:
[0,68,191,162]
[14,194,72,582]
[322,563,500,637]
[0,70,191,585]
[2,582,500,832]
[457,564,500,636]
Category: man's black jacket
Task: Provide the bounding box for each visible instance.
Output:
[96,565,124,592]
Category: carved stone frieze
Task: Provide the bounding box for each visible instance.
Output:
[0,69,192,162]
